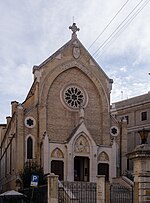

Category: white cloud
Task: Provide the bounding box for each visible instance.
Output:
[0,0,150,122]
[120,66,127,72]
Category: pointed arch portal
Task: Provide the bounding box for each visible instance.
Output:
[74,156,89,182]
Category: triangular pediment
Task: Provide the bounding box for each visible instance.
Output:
[24,33,113,109]
[32,36,111,83]
[67,122,96,147]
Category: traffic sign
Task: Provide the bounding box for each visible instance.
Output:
[30,175,39,187]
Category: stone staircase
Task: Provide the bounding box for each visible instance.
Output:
[112,176,133,188]
[110,176,133,203]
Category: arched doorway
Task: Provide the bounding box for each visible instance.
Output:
[98,163,109,181]
[74,156,89,181]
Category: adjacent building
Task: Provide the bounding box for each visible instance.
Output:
[111,92,150,171]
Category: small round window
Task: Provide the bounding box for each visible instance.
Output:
[62,85,87,110]
[25,117,36,128]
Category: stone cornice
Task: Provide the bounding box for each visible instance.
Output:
[127,144,150,160]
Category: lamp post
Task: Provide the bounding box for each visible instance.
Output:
[138,129,149,144]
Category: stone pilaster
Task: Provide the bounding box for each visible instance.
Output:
[97,175,105,203]
[43,133,50,174]
[111,139,117,178]
[121,119,127,174]
[47,174,58,203]
[16,104,24,172]
[128,144,150,203]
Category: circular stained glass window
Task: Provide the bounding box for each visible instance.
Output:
[63,86,85,109]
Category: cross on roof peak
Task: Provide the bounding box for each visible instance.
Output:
[69,23,80,39]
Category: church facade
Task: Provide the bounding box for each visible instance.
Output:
[0,24,127,191]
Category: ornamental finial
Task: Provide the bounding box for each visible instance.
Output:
[69,23,80,38]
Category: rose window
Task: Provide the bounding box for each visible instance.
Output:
[25,117,36,128]
[27,119,34,127]
[64,86,85,109]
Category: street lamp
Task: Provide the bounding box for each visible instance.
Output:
[138,129,149,144]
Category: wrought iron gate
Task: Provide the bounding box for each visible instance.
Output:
[58,181,97,203]
[110,184,133,203]
[20,185,47,203]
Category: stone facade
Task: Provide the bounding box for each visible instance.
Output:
[128,144,150,203]
[0,24,125,192]
[111,93,150,171]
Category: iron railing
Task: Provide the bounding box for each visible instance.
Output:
[20,185,47,203]
[58,181,97,203]
[110,184,133,203]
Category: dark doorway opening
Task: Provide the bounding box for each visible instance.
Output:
[98,163,109,181]
[51,160,64,180]
[74,156,89,181]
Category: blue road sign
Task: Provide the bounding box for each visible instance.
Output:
[30,175,39,187]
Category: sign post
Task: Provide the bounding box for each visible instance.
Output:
[30,175,39,202]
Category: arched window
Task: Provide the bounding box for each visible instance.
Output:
[27,137,33,159]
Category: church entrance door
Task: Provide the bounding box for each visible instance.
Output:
[51,160,64,180]
[74,156,89,181]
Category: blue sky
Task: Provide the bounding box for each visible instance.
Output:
[0,0,150,123]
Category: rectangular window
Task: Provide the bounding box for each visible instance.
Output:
[141,111,147,121]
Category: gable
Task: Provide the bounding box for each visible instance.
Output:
[24,25,112,146]
[33,37,113,104]
[67,122,97,148]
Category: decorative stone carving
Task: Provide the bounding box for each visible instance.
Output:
[73,41,80,59]
[74,135,90,154]
[51,148,64,158]
[98,151,109,161]
[73,46,80,59]
[69,23,80,38]
[79,104,84,123]
[55,53,62,60]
